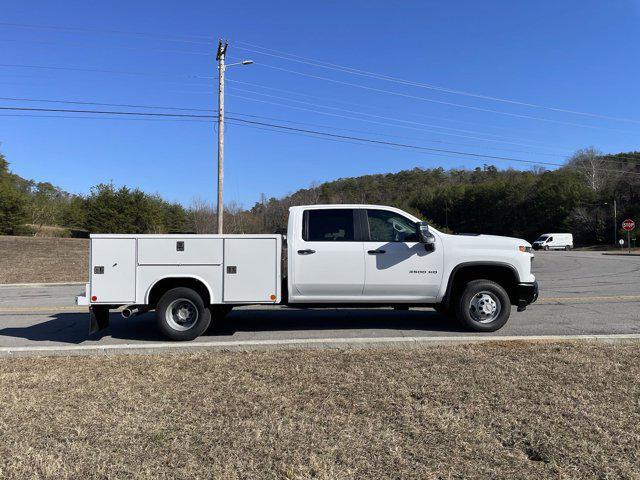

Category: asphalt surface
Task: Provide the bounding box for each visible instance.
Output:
[0,251,638,348]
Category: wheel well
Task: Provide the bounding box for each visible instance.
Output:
[446,264,518,306]
[147,278,211,308]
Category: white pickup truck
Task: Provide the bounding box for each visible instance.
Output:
[77,204,538,340]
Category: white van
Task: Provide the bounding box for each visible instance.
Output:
[532,233,573,251]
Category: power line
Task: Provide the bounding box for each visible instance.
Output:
[227,92,567,152]
[1,104,635,171]
[225,111,568,158]
[0,62,210,80]
[252,62,636,134]
[2,22,634,125]
[0,96,214,113]
[0,105,215,118]
[235,41,640,125]
[223,116,640,175]
[224,118,500,166]
[0,21,213,45]
[227,78,538,136]
[0,36,211,56]
[0,94,572,157]
[227,86,567,149]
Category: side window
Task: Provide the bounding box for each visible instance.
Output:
[367,209,419,242]
[304,209,355,242]
[548,237,553,242]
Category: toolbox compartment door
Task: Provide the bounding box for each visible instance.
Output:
[223,238,278,302]
[137,238,222,265]
[90,238,136,303]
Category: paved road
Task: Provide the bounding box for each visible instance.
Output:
[0,251,638,348]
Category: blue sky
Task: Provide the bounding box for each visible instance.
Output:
[1,0,639,208]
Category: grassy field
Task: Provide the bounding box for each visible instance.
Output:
[0,236,88,284]
[0,343,638,479]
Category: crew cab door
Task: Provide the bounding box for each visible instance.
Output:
[290,208,365,299]
[362,209,443,301]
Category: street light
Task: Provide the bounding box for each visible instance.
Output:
[216,38,253,234]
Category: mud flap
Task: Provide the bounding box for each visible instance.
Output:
[89,306,110,334]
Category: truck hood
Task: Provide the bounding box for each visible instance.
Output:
[444,233,531,251]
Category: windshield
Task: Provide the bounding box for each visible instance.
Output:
[536,235,549,242]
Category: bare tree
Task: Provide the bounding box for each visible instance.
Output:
[189,197,215,234]
[224,201,245,234]
[567,147,612,192]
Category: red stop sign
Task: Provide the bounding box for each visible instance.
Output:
[622,219,635,231]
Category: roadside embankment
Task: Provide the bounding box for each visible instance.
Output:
[0,343,637,479]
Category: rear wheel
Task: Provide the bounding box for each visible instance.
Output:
[455,279,510,332]
[564,245,571,251]
[156,287,211,341]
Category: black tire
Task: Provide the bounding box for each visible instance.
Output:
[156,287,211,341]
[454,279,511,332]
[544,245,549,251]
[393,306,409,311]
[564,245,570,251]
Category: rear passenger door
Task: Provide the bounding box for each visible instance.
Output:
[291,208,365,299]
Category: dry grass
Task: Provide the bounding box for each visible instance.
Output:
[0,343,639,479]
[0,236,88,284]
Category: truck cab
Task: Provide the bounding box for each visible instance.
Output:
[77,204,538,340]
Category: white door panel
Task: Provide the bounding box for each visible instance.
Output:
[363,241,443,299]
[90,238,136,303]
[224,238,278,302]
[362,208,444,301]
[138,238,222,265]
[293,242,365,296]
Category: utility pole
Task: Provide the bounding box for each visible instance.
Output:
[216,40,227,234]
[214,41,252,234]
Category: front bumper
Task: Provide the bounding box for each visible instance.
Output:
[514,281,539,311]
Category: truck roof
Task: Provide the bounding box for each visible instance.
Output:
[289,204,423,223]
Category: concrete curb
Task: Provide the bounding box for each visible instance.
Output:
[0,282,85,288]
[1,333,640,357]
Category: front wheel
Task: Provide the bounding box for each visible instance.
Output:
[156,287,211,341]
[455,280,511,332]
[544,245,549,251]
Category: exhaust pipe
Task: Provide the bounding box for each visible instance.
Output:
[122,305,148,319]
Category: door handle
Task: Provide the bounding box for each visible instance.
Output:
[367,249,386,255]
[297,249,316,255]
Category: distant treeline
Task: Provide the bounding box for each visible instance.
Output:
[1,148,639,245]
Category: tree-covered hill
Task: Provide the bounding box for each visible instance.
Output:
[1,148,638,245]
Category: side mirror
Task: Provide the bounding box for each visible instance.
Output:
[417,222,436,251]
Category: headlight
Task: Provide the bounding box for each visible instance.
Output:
[518,245,532,253]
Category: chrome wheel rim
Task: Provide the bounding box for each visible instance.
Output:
[469,291,501,324]
[166,299,199,331]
